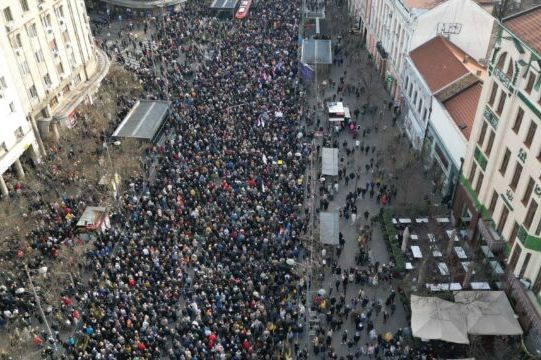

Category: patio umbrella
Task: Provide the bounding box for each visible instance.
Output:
[454,291,523,336]
[401,226,410,253]
[411,295,469,344]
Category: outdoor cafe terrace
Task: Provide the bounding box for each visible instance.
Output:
[389,215,506,293]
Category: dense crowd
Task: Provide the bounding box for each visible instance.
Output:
[0,0,446,359]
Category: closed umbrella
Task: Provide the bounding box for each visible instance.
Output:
[401,226,410,252]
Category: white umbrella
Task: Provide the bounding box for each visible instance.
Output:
[286,259,296,266]
[454,291,523,336]
[318,288,326,296]
[401,226,410,253]
[411,295,469,344]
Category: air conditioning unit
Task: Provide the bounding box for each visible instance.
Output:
[53,51,59,58]
[5,25,12,32]
[15,48,22,56]
[60,75,65,81]
[66,43,71,49]
[47,28,53,34]
[0,92,3,99]
[38,4,44,11]
[59,19,64,26]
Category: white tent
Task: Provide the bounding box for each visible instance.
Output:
[411,295,470,344]
[321,147,339,176]
[454,291,523,336]
[319,212,339,245]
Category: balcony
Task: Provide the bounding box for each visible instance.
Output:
[478,218,506,252]
[506,273,541,334]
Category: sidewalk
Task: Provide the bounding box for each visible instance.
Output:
[300,1,440,357]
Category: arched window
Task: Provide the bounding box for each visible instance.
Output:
[496,52,507,70]
[506,58,514,78]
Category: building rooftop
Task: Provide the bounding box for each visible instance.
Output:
[503,5,541,56]
[410,36,484,93]
[112,100,171,142]
[442,82,483,140]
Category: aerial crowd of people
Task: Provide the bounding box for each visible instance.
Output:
[0,0,445,358]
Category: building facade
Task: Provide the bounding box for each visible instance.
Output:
[0,43,40,197]
[0,0,109,195]
[351,0,494,104]
[402,36,484,199]
[452,6,541,339]
[86,0,185,17]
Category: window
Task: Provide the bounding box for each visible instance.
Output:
[62,30,69,43]
[49,39,58,52]
[500,148,511,176]
[535,218,541,236]
[19,0,29,12]
[413,91,418,105]
[27,23,37,37]
[9,102,15,112]
[512,107,524,134]
[29,85,37,98]
[532,268,541,293]
[510,162,523,190]
[18,60,30,75]
[519,253,531,278]
[56,62,64,75]
[496,90,506,115]
[497,206,509,234]
[525,72,536,94]
[41,14,52,28]
[469,162,477,183]
[522,177,535,205]
[478,121,488,147]
[35,50,44,63]
[488,82,498,106]
[475,172,484,193]
[489,190,498,214]
[506,59,514,78]
[524,200,538,229]
[524,120,537,148]
[14,126,23,140]
[418,99,423,113]
[404,77,409,91]
[55,5,64,18]
[496,52,507,70]
[0,142,7,157]
[43,73,52,86]
[11,34,22,49]
[408,84,413,98]
[509,244,522,272]
[485,130,495,156]
[3,7,13,22]
[422,108,427,121]
[0,76,7,90]
[510,221,519,245]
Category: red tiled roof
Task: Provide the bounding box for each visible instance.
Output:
[443,82,483,140]
[504,5,541,56]
[409,36,472,93]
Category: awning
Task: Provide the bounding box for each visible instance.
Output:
[319,212,339,245]
[112,100,171,143]
[321,147,339,176]
[210,0,238,10]
[301,39,332,65]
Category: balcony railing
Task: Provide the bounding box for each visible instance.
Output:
[506,272,541,334]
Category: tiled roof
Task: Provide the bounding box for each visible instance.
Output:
[503,5,541,56]
[442,82,483,140]
[410,36,475,93]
